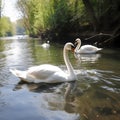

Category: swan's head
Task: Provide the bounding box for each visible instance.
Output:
[64,42,75,52]
[75,38,81,45]
[47,41,50,44]
[74,38,81,50]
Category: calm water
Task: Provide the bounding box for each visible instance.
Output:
[0,36,120,120]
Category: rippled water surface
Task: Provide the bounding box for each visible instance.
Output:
[0,36,120,120]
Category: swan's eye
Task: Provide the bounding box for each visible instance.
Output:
[74,41,78,46]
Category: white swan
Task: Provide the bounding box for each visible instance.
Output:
[41,41,50,49]
[75,38,102,54]
[10,42,77,83]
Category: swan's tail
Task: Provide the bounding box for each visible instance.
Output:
[97,48,102,51]
[9,69,26,79]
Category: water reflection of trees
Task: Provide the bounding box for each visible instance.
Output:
[29,39,69,66]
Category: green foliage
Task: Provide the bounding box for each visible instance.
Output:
[17,0,86,36]
[0,17,14,36]
[17,0,120,37]
[87,0,120,30]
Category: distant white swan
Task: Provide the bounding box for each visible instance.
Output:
[75,38,102,54]
[10,42,77,83]
[41,41,50,49]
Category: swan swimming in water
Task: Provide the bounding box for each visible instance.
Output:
[75,38,102,54]
[41,41,50,49]
[10,42,77,83]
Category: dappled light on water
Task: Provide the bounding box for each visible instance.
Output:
[0,37,120,120]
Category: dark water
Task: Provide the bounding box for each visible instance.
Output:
[0,36,120,120]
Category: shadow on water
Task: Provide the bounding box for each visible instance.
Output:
[14,81,64,93]
[13,81,80,120]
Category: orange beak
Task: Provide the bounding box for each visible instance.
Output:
[71,45,75,52]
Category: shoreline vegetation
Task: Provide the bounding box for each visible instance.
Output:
[0,0,120,48]
[38,30,119,48]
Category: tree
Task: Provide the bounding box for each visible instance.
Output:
[0,17,14,36]
[16,0,120,47]
[82,0,99,31]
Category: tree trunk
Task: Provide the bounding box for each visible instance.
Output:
[82,0,99,31]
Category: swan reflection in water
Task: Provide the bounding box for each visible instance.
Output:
[74,53,101,63]
[14,82,80,120]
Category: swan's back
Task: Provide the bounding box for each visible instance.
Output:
[10,64,69,83]
[10,42,77,83]
[41,43,50,48]
[41,41,50,48]
[80,45,102,53]
[75,38,102,54]
[27,64,63,79]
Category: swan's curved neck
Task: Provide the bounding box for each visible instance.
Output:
[63,48,76,80]
[75,42,81,53]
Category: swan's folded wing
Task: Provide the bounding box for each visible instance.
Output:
[27,64,62,80]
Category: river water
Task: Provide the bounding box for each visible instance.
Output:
[0,36,120,120]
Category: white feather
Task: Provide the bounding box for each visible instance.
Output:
[75,38,102,54]
[10,42,77,83]
[41,41,50,49]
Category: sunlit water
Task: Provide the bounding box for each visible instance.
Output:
[0,36,120,120]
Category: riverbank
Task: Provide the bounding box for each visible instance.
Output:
[39,30,120,48]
